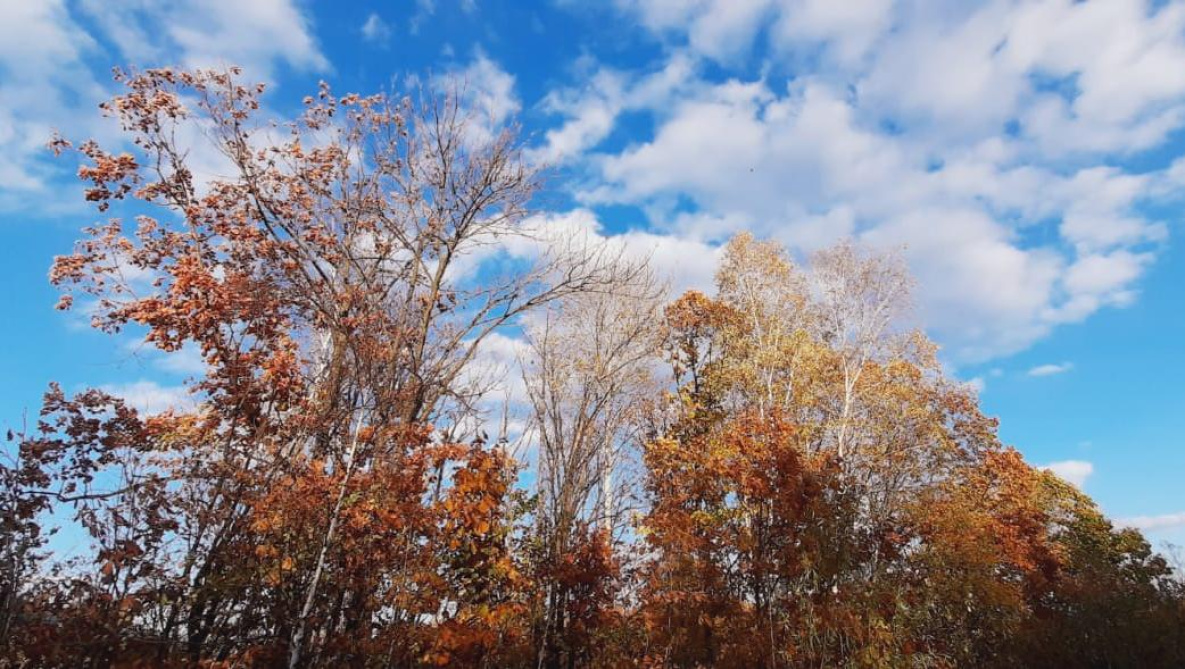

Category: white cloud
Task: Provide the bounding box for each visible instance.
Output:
[101,380,194,415]
[0,0,93,76]
[436,53,520,147]
[858,0,1185,154]
[457,331,532,409]
[123,340,207,377]
[529,53,696,165]
[861,207,1065,360]
[549,1,1185,362]
[573,73,1159,360]
[1028,362,1074,377]
[771,0,894,66]
[0,0,327,212]
[613,0,895,65]
[458,53,520,126]
[1119,512,1185,533]
[155,347,207,375]
[1040,459,1094,488]
[0,0,105,202]
[361,13,392,44]
[530,69,627,165]
[79,0,327,79]
[514,209,722,298]
[164,0,327,76]
[683,0,772,63]
[860,3,1024,134]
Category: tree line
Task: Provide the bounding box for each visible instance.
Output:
[2,67,1183,668]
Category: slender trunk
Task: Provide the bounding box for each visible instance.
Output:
[288,414,363,669]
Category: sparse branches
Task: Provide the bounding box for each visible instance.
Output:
[520,259,662,668]
[809,240,914,459]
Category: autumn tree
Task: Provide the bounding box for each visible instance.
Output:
[634,234,1184,668]
[1011,472,1185,667]
[637,236,941,666]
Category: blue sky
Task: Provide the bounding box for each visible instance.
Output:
[2,0,1184,545]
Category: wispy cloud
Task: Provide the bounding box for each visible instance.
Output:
[1118,512,1185,533]
[409,0,435,35]
[361,13,392,44]
[1028,362,1074,377]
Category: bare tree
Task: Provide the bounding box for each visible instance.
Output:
[520,263,663,668]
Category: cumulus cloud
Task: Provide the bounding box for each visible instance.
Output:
[454,331,533,417]
[575,74,1156,359]
[0,0,326,212]
[771,0,894,66]
[512,209,722,298]
[1040,460,1094,488]
[613,0,895,65]
[547,0,1185,362]
[1028,362,1074,377]
[458,53,520,126]
[613,0,1185,152]
[528,53,697,165]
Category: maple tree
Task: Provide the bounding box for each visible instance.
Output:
[2,66,1183,668]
